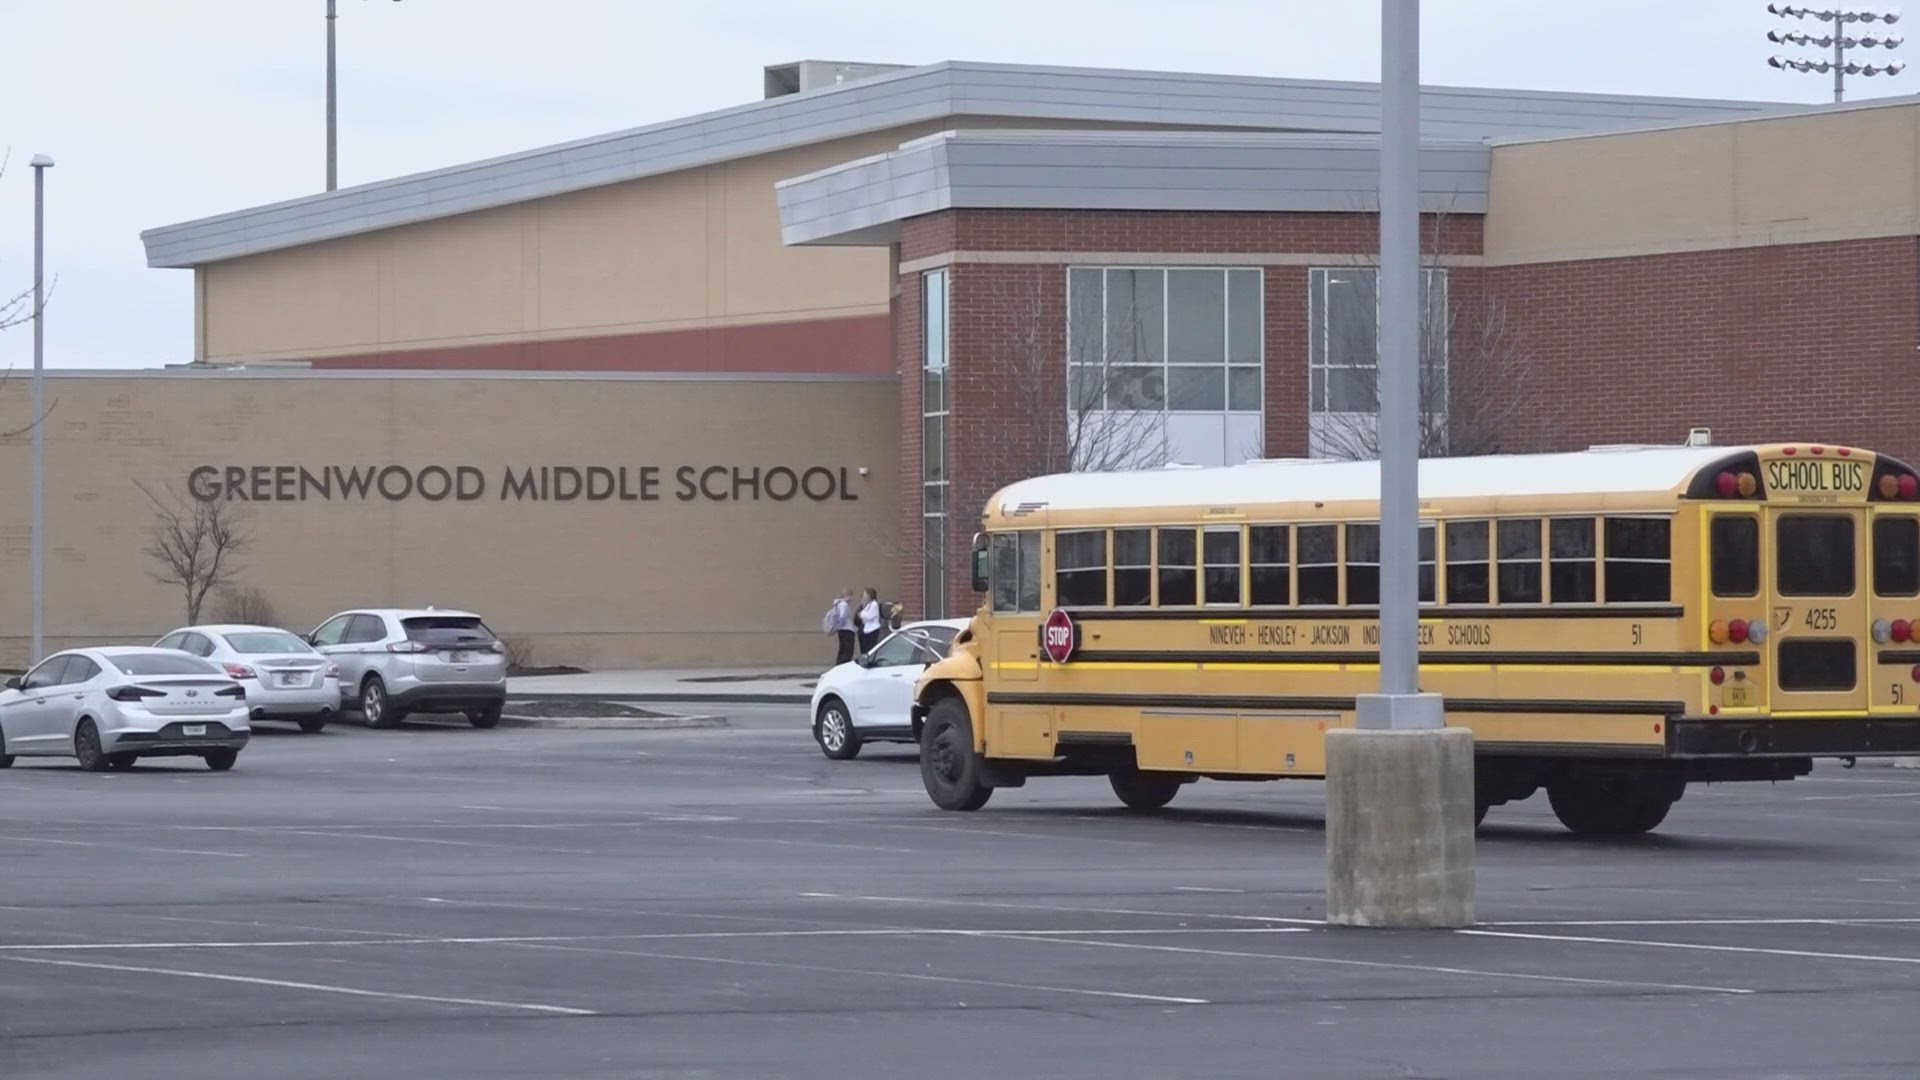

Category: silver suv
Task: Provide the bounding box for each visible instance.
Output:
[306,608,507,729]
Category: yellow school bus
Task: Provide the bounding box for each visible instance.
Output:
[909,443,1920,834]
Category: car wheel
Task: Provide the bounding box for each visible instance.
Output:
[297,716,328,734]
[361,676,404,729]
[204,748,239,772]
[106,753,139,771]
[919,695,991,812]
[467,707,501,730]
[814,697,861,760]
[74,719,109,772]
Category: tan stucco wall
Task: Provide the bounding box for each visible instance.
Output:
[196,130,942,363]
[0,374,900,669]
[1486,103,1920,264]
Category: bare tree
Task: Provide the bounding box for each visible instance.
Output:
[1007,275,1168,475]
[1312,212,1561,462]
[136,481,252,625]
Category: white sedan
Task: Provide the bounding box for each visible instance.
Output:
[155,624,342,733]
[0,647,250,771]
[810,619,968,760]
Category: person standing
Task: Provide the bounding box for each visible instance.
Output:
[824,590,856,666]
[856,587,885,656]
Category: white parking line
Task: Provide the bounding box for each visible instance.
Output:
[1795,791,1920,802]
[1482,917,1920,927]
[0,835,248,859]
[1461,929,1920,965]
[975,930,1758,991]
[1,955,595,1015]
[799,891,1324,926]
[499,940,1209,1006]
[972,933,1754,995]
[0,927,1315,953]
[1175,887,1247,894]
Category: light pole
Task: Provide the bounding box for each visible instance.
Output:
[1323,0,1474,930]
[327,0,403,191]
[29,154,52,665]
[1767,5,1904,102]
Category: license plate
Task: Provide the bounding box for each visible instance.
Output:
[449,651,470,663]
[277,672,304,687]
[183,725,207,736]
[1724,685,1753,708]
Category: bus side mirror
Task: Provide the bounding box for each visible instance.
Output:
[971,548,989,594]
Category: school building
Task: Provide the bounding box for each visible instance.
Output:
[4,59,1909,666]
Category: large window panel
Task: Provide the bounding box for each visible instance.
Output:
[921,268,950,618]
[1167,269,1226,365]
[1065,266,1264,469]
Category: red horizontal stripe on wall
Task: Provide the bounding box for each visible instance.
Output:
[306,314,892,375]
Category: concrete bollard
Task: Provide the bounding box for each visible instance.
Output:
[1325,712,1475,928]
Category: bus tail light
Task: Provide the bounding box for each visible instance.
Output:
[1713,471,1758,498]
[1709,620,1730,644]
[1903,476,1918,500]
[1874,619,1894,644]
[1728,619,1750,644]
[1897,620,1914,643]
[1747,620,1769,645]
[1911,664,1920,683]
[1710,666,1726,685]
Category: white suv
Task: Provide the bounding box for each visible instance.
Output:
[307,608,507,729]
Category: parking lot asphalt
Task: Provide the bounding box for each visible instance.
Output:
[0,705,1915,1080]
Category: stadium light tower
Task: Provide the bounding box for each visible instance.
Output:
[1767,5,1904,102]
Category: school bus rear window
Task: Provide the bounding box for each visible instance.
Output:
[1710,516,1759,598]
[1874,516,1920,597]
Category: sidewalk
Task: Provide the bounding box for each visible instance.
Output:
[508,667,820,705]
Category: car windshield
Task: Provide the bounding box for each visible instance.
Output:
[224,631,313,655]
[109,654,221,676]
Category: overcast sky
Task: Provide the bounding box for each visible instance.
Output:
[0,0,1904,369]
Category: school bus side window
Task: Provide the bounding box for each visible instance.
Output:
[1605,517,1672,602]
[1497,519,1543,604]
[1056,530,1108,607]
[1158,528,1198,606]
[990,534,1020,613]
[1550,518,1598,603]
[989,533,1043,613]
[1298,525,1339,605]
[1446,520,1490,604]
[1018,533,1041,611]
[1113,529,1152,606]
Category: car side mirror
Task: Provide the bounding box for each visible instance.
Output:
[971,548,990,594]
[853,654,872,668]
[3,677,18,691]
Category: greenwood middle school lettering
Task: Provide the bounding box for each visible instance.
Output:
[184,465,863,503]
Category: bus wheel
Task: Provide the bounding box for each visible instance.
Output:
[1547,782,1674,836]
[1109,769,1183,810]
[920,696,991,812]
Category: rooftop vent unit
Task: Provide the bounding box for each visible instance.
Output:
[763,60,913,99]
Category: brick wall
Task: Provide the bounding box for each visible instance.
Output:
[894,206,1920,616]
[1489,236,1920,462]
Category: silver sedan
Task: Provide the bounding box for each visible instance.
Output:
[0,647,250,771]
[154,625,343,733]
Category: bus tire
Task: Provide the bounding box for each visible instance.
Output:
[1547,782,1673,836]
[1108,769,1184,810]
[920,696,991,812]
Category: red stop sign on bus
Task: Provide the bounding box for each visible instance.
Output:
[1042,608,1077,664]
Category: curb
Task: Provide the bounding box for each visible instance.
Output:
[498,714,729,731]
[508,692,810,707]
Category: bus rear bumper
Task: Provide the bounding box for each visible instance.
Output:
[1669,716,1920,758]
